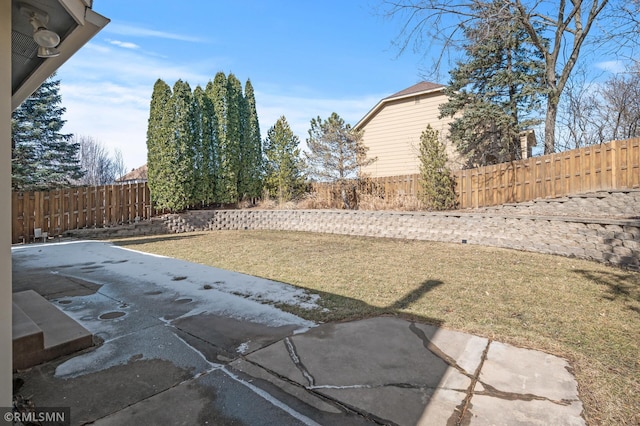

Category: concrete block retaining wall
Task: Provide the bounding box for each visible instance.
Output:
[157,209,640,271]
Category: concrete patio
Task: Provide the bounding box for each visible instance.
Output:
[12,241,586,425]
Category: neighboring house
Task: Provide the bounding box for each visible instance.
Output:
[117,164,148,184]
[354,81,463,178]
[3,0,109,404]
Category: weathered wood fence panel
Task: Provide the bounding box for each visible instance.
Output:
[12,183,151,243]
[454,138,639,208]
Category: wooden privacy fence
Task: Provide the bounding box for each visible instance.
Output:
[12,183,151,244]
[312,138,640,209]
[455,138,640,208]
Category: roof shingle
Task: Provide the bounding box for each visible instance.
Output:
[384,81,444,100]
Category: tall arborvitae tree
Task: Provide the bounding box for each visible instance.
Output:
[209,72,237,204]
[169,79,196,211]
[263,116,306,203]
[225,74,243,203]
[438,1,546,166]
[193,85,216,206]
[11,75,83,190]
[146,79,174,210]
[238,79,263,200]
[148,73,262,208]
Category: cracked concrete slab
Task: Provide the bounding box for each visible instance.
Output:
[466,341,586,426]
[466,395,586,425]
[246,316,488,424]
[93,368,314,426]
[477,341,581,401]
[172,313,300,362]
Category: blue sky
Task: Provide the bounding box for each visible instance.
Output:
[57,1,626,170]
[57,1,429,170]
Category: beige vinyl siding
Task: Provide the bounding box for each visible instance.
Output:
[359,92,460,178]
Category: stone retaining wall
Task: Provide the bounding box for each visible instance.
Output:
[157,209,640,271]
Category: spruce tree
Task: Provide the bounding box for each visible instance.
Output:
[418,125,456,210]
[238,79,263,200]
[263,116,306,203]
[146,79,174,210]
[11,75,83,190]
[439,0,546,166]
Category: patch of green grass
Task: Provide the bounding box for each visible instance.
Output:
[114,230,640,425]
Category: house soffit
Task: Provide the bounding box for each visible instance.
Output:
[11,0,109,111]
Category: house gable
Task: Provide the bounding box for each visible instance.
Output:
[355,82,461,178]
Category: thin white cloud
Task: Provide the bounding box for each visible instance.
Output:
[594,60,626,74]
[105,22,205,43]
[108,39,140,50]
[60,43,216,86]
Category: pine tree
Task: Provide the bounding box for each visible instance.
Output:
[305,112,375,208]
[305,112,373,182]
[146,79,174,210]
[439,0,546,167]
[11,75,83,190]
[238,79,263,200]
[418,125,456,210]
[263,116,306,203]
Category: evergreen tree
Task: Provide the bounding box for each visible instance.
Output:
[146,79,174,210]
[209,72,238,204]
[193,85,216,205]
[305,112,372,182]
[263,116,306,203]
[418,125,456,210]
[224,74,242,203]
[305,112,374,208]
[147,73,262,208]
[11,75,83,190]
[238,79,263,200]
[439,0,546,166]
[167,79,196,211]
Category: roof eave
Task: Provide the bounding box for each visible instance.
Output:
[354,86,445,131]
[11,7,109,111]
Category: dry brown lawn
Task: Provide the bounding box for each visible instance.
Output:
[114,230,640,425]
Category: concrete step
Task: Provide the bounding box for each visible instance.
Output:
[13,302,44,357]
[13,290,93,371]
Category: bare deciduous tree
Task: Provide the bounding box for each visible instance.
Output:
[600,69,640,141]
[76,135,127,186]
[556,65,607,150]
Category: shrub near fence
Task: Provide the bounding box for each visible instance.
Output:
[12,183,151,244]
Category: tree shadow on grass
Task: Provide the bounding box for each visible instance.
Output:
[574,269,640,314]
[286,279,446,327]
